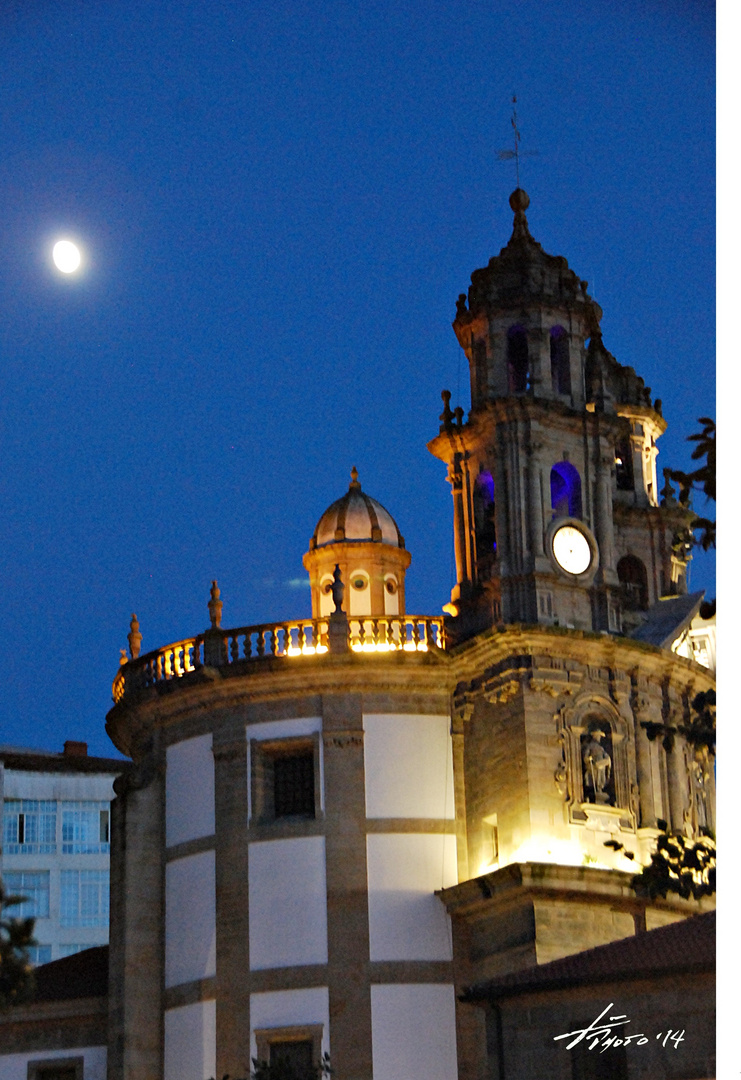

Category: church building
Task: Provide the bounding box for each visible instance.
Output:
[0,190,715,1080]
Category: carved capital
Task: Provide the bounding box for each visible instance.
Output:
[484,679,520,705]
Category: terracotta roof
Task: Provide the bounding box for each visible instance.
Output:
[32,946,109,1002]
[0,747,129,774]
[463,911,715,1002]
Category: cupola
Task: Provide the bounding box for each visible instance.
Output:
[303,468,411,619]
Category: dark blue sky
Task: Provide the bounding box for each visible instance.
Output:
[0,0,714,757]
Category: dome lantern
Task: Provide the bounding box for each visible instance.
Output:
[303,469,411,620]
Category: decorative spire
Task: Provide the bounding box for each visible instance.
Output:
[128,614,142,660]
[350,466,361,490]
[208,580,223,629]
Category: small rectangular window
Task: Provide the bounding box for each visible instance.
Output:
[61,801,111,854]
[3,801,57,854]
[3,872,50,919]
[251,737,319,823]
[27,1058,83,1080]
[271,1040,314,1071]
[274,751,315,818]
[60,869,109,927]
[27,945,52,966]
[255,1025,324,1078]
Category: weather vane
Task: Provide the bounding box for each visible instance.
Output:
[497,94,537,188]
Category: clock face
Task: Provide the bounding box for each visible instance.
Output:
[552,525,592,575]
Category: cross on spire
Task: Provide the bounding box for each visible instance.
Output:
[497,94,537,188]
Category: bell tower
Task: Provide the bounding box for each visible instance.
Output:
[428,189,693,639]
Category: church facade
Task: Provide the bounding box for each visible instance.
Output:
[0,190,715,1080]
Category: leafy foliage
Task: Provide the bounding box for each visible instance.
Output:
[667,416,715,551]
[678,689,716,756]
[632,829,715,901]
[0,879,36,1009]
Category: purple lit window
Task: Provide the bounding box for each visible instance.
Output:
[550,462,582,519]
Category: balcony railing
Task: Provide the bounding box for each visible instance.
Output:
[112,615,446,704]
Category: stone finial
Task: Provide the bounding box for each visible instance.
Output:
[119,648,128,667]
[455,293,468,317]
[128,614,142,660]
[660,468,677,506]
[331,563,345,614]
[509,188,532,241]
[350,466,361,490]
[454,406,464,429]
[208,580,223,629]
[440,389,453,432]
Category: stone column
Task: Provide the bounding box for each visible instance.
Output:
[450,461,468,592]
[665,734,687,834]
[594,450,616,578]
[321,694,373,1080]
[213,731,251,1079]
[113,753,165,1080]
[527,439,545,561]
[632,700,656,829]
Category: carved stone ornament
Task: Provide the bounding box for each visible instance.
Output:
[323,732,363,750]
[556,695,635,828]
[484,679,520,705]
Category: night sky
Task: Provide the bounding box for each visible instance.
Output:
[0,0,714,758]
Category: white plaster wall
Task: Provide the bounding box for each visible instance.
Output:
[166,734,215,847]
[4,769,117,801]
[348,574,372,617]
[370,984,458,1080]
[248,837,328,970]
[0,1047,106,1080]
[164,1000,216,1080]
[366,834,456,961]
[165,851,216,987]
[246,716,323,819]
[250,987,330,1062]
[363,714,454,819]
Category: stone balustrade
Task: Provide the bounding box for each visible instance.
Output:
[112,615,446,703]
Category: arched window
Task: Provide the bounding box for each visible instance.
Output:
[617,555,648,610]
[550,326,571,395]
[615,436,634,491]
[550,461,582,519]
[507,326,529,393]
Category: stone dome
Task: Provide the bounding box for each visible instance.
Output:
[309,468,405,550]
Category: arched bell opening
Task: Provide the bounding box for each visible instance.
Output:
[507,326,529,394]
[550,461,583,519]
[550,325,571,395]
[617,554,648,611]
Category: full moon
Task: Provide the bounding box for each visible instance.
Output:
[52,240,81,274]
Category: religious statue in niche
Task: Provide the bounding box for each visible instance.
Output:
[581,724,613,805]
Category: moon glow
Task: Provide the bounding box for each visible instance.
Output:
[53,240,81,273]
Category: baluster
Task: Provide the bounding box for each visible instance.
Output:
[297,623,305,653]
[269,628,278,656]
[412,619,421,649]
[230,634,239,663]
[256,629,266,658]
[242,632,251,660]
